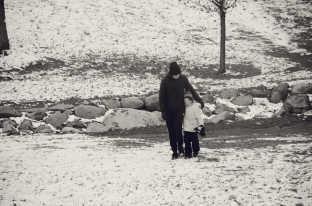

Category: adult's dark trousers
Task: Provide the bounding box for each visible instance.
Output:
[165,110,184,154]
[184,131,200,157]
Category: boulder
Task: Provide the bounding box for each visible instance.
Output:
[19,108,47,113]
[19,120,33,132]
[65,120,86,128]
[75,105,106,119]
[209,111,235,124]
[0,106,22,118]
[269,82,289,103]
[214,103,236,115]
[62,127,83,133]
[249,89,269,98]
[237,107,250,113]
[144,94,160,111]
[86,122,108,133]
[26,111,47,121]
[304,110,312,116]
[121,98,145,109]
[63,110,73,116]
[152,111,166,125]
[219,89,239,99]
[283,94,311,114]
[104,108,160,130]
[2,120,17,133]
[290,83,312,95]
[101,99,121,109]
[2,118,18,128]
[44,112,69,129]
[201,94,215,104]
[48,104,75,111]
[34,125,54,133]
[271,107,285,118]
[231,95,253,106]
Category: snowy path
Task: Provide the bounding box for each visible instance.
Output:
[1,134,311,206]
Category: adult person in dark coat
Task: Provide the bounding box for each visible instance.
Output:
[159,62,205,159]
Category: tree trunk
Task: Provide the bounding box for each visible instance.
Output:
[219,10,226,74]
[0,0,10,55]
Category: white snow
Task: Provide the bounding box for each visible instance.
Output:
[0,134,312,206]
[0,1,312,204]
[0,0,312,102]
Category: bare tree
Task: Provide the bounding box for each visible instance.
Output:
[0,0,10,55]
[180,0,238,73]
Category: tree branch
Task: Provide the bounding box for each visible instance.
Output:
[224,0,238,10]
[210,0,222,8]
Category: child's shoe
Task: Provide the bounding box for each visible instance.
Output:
[193,152,198,157]
[179,151,184,157]
[178,148,184,157]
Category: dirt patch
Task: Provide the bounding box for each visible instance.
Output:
[91,114,312,149]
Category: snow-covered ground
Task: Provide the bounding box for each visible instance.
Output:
[0,0,312,102]
[1,1,312,205]
[1,134,312,206]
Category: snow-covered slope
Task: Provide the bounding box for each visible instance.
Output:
[0,0,311,102]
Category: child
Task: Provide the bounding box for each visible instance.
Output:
[183,92,204,158]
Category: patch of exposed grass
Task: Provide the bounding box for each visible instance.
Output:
[20,58,66,75]
[186,63,261,79]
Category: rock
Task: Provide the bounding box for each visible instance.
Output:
[152,111,166,125]
[101,99,121,109]
[0,105,22,118]
[209,111,235,124]
[214,103,236,115]
[249,89,269,98]
[86,122,108,133]
[62,127,83,133]
[19,108,47,113]
[202,107,213,117]
[237,107,250,113]
[283,94,311,114]
[144,94,160,111]
[48,104,75,111]
[65,120,86,128]
[2,120,16,133]
[75,105,106,119]
[304,110,312,116]
[219,89,239,99]
[104,108,160,130]
[231,95,253,106]
[121,97,145,109]
[63,110,73,116]
[240,86,267,96]
[201,94,215,104]
[269,82,289,103]
[290,83,312,95]
[44,112,69,129]
[26,111,47,121]
[272,107,285,118]
[19,120,33,132]
[35,125,54,133]
[2,118,18,128]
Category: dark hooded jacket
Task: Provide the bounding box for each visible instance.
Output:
[159,72,203,112]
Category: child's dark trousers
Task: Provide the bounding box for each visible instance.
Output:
[184,131,200,157]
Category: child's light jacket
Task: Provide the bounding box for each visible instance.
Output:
[183,103,204,132]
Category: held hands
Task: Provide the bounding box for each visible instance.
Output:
[194,125,206,137]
